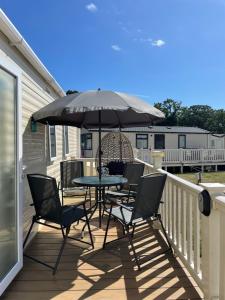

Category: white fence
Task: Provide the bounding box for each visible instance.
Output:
[135,156,225,300]
[81,156,225,299]
[137,148,225,165]
[81,158,97,176]
[135,158,204,289]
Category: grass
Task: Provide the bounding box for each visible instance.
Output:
[176,171,225,184]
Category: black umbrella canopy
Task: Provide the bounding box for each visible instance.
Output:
[33,90,164,179]
[32,90,164,128]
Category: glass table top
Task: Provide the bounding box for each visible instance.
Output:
[72,176,128,187]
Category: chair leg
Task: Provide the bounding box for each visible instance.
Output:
[89,187,92,207]
[103,206,112,248]
[131,224,136,238]
[61,188,64,206]
[81,204,97,232]
[158,215,173,253]
[125,225,141,271]
[23,218,35,249]
[53,226,69,275]
[84,205,94,249]
[121,223,125,236]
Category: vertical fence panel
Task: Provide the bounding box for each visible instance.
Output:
[187,193,193,266]
[193,194,201,275]
[181,189,187,257]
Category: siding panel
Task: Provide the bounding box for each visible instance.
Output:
[21,73,79,240]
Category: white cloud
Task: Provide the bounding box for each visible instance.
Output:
[85,3,98,12]
[151,39,166,47]
[111,44,121,51]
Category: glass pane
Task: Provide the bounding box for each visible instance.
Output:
[0,67,17,281]
[136,135,148,149]
[179,136,186,148]
[49,126,56,158]
[81,133,92,150]
[86,138,92,150]
[155,135,165,149]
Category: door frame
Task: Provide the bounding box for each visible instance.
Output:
[0,53,23,295]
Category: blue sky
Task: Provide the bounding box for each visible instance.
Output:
[1,0,225,108]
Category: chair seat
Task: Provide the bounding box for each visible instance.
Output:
[45,205,85,227]
[63,187,86,196]
[105,189,136,198]
[107,203,154,225]
[106,203,135,224]
[61,205,86,227]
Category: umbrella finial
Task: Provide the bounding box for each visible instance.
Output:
[97,88,101,91]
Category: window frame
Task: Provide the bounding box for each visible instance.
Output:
[0,54,23,295]
[178,134,186,149]
[81,133,92,151]
[49,125,57,161]
[154,134,165,149]
[63,126,69,156]
[136,134,148,149]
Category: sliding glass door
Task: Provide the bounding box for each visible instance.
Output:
[0,65,22,295]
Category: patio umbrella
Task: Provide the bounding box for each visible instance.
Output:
[32,89,164,178]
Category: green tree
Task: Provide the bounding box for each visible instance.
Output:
[154,99,182,126]
[178,105,214,130]
[207,109,225,133]
[66,89,79,95]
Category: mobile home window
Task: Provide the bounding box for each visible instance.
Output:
[64,126,69,155]
[154,134,165,149]
[136,134,148,149]
[49,125,56,159]
[178,135,186,149]
[81,133,92,150]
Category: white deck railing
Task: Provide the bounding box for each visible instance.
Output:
[135,158,204,290]
[81,158,97,176]
[137,148,225,165]
[135,156,225,300]
[81,156,225,299]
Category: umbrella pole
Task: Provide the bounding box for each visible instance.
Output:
[98,110,102,180]
[119,126,122,161]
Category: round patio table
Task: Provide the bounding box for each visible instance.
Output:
[73,176,128,228]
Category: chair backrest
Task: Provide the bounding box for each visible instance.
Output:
[60,160,84,189]
[27,174,62,221]
[132,173,167,220]
[123,163,144,185]
[107,160,127,175]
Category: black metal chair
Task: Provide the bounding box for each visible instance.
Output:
[24,174,94,274]
[60,160,91,206]
[103,173,172,270]
[105,162,144,202]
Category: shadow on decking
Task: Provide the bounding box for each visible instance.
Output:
[2,215,203,300]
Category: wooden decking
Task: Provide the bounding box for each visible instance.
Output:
[3,207,203,300]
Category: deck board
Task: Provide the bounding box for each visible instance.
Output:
[2,207,203,300]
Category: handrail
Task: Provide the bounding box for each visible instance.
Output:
[135,158,203,194]
[136,148,225,165]
[135,157,204,290]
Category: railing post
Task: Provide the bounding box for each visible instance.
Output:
[151,150,164,170]
[133,148,138,160]
[179,148,183,162]
[199,183,225,300]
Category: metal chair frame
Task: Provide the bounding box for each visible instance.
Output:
[103,173,172,270]
[106,162,144,203]
[59,160,92,206]
[24,174,94,275]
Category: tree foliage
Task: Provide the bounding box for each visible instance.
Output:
[154,99,225,133]
[66,89,79,95]
[154,99,182,126]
